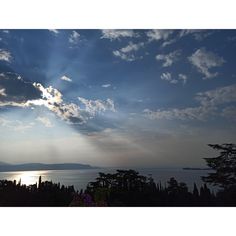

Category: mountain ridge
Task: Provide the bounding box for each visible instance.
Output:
[0,162,97,172]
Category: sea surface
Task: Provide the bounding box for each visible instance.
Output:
[0,168,216,191]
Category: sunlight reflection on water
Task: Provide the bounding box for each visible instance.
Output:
[6,170,49,186]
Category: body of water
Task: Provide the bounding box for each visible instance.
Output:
[0,168,215,191]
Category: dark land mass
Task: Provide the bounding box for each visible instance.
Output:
[0,162,97,172]
[183,167,212,170]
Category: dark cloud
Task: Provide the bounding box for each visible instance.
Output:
[0,72,41,103]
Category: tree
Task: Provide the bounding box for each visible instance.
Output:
[193,183,199,198]
[202,143,236,188]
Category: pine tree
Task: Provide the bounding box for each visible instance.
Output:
[202,143,236,188]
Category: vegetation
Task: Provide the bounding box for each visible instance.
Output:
[202,143,236,188]
[0,143,235,206]
[0,179,74,206]
[84,170,216,206]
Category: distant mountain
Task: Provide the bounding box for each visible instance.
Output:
[0,163,97,172]
[0,162,10,166]
[183,167,212,170]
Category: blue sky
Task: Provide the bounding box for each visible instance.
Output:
[0,29,235,167]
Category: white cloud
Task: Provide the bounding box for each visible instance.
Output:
[156,50,181,67]
[101,29,137,41]
[160,72,178,84]
[188,48,225,79]
[26,83,85,123]
[31,83,63,105]
[113,51,135,61]
[119,42,144,53]
[0,101,26,107]
[69,30,80,44]
[0,49,12,62]
[60,75,72,82]
[113,42,144,61]
[161,38,176,48]
[78,97,116,117]
[178,74,188,85]
[195,84,236,107]
[48,29,59,34]
[146,30,174,41]
[36,116,53,127]
[3,30,9,34]
[0,117,34,132]
[179,30,201,37]
[102,84,111,88]
[179,30,213,41]
[0,88,6,96]
[144,106,215,121]
[144,83,236,122]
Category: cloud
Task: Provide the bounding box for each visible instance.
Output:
[188,48,225,79]
[60,75,72,82]
[101,29,137,41]
[102,84,111,88]
[144,106,215,121]
[156,50,181,67]
[146,30,174,41]
[221,106,236,121]
[161,38,176,48]
[153,30,213,48]
[0,49,12,62]
[160,72,178,84]
[19,83,116,124]
[160,73,187,85]
[179,30,213,41]
[78,97,116,117]
[31,83,63,105]
[36,116,53,127]
[0,72,41,105]
[69,30,80,44]
[48,29,59,34]
[113,42,144,61]
[0,116,34,132]
[0,88,6,97]
[178,74,188,85]
[144,84,236,122]
[0,101,27,107]
[0,73,116,125]
[195,83,236,107]
[25,83,85,123]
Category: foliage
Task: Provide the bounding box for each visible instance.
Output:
[0,178,74,206]
[202,143,236,188]
[86,170,217,206]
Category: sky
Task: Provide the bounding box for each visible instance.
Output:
[0,29,235,168]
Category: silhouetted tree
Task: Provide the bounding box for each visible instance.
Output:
[193,183,199,198]
[202,143,236,188]
[38,176,42,189]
